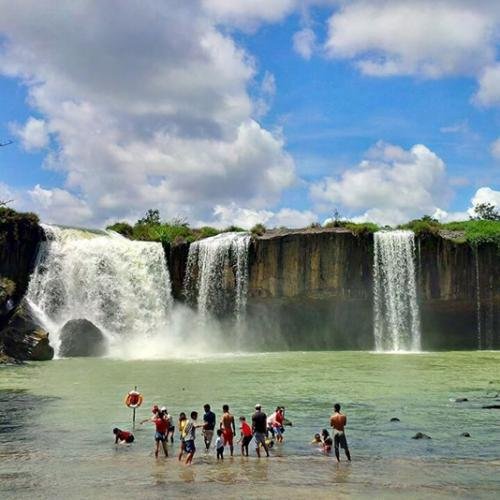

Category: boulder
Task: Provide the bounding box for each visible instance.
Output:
[0,300,54,361]
[412,432,431,440]
[455,398,468,403]
[390,417,400,422]
[59,319,107,357]
[461,432,471,437]
[482,404,500,409]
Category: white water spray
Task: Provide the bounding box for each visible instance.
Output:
[373,230,421,352]
[26,225,173,357]
[184,232,251,321]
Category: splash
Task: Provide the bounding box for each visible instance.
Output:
[26,225,174,357]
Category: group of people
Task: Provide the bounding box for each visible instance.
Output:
[113,403,351,464]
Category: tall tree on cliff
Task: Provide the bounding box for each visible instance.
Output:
[471,202,500,221]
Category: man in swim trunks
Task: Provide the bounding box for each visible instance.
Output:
[220,404,236,456]
[183,411,204,465]
[251,404,269,458]
[330,403,351,462]
[202,403,216,451]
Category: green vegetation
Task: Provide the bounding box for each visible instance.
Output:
[251,223,266,236]
[0,207,39,226]
[443,220,500,246]
[323,219,380,235]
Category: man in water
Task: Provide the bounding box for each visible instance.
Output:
[184,411,204,465]
[220,404,236,456]
[202,403,216,451]
[330,403,351,462]
[252,404,269,458]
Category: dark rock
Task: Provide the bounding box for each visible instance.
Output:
[412,432,431,440]
[482,404,500,409]
[461,432,471,437]
[1,300,54,361]
[59,319,107,357]
[455,398,468,403]
[390,417,400,422]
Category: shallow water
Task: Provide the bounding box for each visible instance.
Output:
[1,352,499,499]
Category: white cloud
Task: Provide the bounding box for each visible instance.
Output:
[0,1,296,226]
[491,138,500,159]
[470,186,500,209]
[310,141,449,226]
[476,64,500,106]
[10,117,49,151]
[325,1,499,78]
[432,208,469,223]
[209,203,317,229]
[293,28,316,59]
[28,185,92,225]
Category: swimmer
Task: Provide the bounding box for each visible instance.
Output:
[311,433,322,445]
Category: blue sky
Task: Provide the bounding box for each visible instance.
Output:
[0,1,499,228]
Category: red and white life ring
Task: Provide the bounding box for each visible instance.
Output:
[124,390,143,408]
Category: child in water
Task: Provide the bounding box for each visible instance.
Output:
[311,433,322,445]
[177,412,187,461]
[321,429,333,454]
[239,416,253,456]
[113,427,134,444]
[215,429,224,460]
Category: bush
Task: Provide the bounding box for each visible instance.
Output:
[344,222,380,235]
[196,226,220,240]
[106,222,133,237]
[399,217,441,237]
[251,223,266,236]
[444,220,500,246]
[223,225,245,233]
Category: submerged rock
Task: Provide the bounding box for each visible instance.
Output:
[0,300,54,362]
[482,404,500,409]
[59,319,107,357]
[412,432,431,440]
[461,432,471,437]
[455,398,468,403]
[390,417,400,422]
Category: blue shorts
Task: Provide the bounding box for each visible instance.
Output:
[155,431,166,442]
[254,432,266,446]
[184,440,196,453]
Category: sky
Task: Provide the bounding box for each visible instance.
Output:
[0,0,500,229]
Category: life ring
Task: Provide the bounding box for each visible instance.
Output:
[125,390,143,408]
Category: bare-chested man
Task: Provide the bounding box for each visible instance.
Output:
[220,404,236,456]
[330,403,351,462]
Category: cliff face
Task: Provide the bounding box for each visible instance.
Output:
[0,210,51,362]
[418,236,500,349]
[165,229,499,350]
[246,229,373,349]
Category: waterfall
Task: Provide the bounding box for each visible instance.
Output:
[26,225,173,355]
[184,232,251,320]
[373,230,421,352]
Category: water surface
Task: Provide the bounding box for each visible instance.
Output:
[1,352,499,499]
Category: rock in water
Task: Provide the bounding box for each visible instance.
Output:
[482,404,500,409]
[412,432,431,440]
[461,432,471,437]
[455,398,468,403]
[59,319,107,357]
[390,417,401,422]
[0,299,54,361]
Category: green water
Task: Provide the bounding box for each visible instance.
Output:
[1,352,499,499]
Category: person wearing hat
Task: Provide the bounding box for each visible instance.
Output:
[251,404,269,457]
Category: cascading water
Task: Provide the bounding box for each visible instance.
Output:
[184,232,251,321]
[26,224,173,357]
[373,230,421,352]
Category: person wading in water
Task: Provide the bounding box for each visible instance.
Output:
[330,403,351,462]
[220,404,236,457]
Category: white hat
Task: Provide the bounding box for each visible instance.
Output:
[160,406,167,412]
[255,403,262,409]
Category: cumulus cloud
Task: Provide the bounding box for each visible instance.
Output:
[209,203,317,229]
[0,0,297,226]
[10,117,49,151]
[476,64,500,106]
[325,1,499,78]
[293,28,316,59]
[310,141,449,225]
[470,186,500,209]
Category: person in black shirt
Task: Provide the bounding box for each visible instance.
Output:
[202,403,216,451]
[251,404,269,457]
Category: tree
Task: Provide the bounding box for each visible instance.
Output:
[137,209,161,225]
[471,202,500,221]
